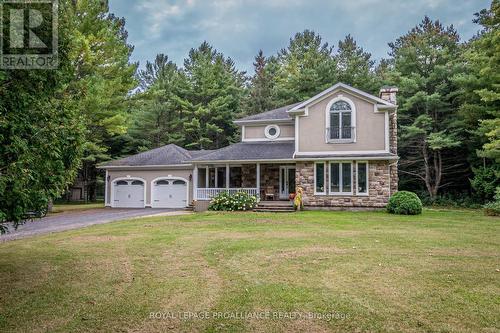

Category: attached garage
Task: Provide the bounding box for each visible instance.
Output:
[112,179,145,208]
[151,178,188,208]
[100,144,211,208]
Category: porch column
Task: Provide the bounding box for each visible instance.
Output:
[256,163,260,194]
[225,163,230,189]
[215,167,219,188]
[205,166,209,188]
[193,164,198,200]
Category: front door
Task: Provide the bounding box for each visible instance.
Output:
[279,166,296,199]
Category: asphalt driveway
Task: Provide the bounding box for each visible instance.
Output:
[0,208,189,241]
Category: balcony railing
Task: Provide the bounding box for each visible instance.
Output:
[326,126,355,141]
[197,188,259,200]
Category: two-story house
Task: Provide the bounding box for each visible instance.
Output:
[100,83,399,210]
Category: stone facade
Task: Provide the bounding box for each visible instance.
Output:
[296,160,392,208]
[240,163,286,200]
[241,164,256,188]
[259,164,280,199]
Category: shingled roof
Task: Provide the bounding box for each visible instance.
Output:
[190,141,295,162]
[234,102,300,123]
[100,144,213,167]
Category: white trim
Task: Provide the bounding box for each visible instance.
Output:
[234,119,294,125]
[294,156,398,161]
[356,161,369,196]
[294,115,299,155]
[295,150,391,156]
[242,137,294,142]
[314,161,327,195]
[192,158,296,163]
[328,161,353,196]
[99,164,192,170]
[384,112,389,152]
[325,96,357,144]
[104,170,109,206]
[150,176,189,208]
[110,176,147,208]
[288,83,396,113]
[241,125,245,141]
[193,164,198,200]
[264,124,281,140]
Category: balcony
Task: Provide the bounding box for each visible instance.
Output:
[326,126,356,142]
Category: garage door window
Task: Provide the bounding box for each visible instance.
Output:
[156,180,169,185]
[116,180,128,185]
[172,180,186,185]
[131,180,144,185]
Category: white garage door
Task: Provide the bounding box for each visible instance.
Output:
[113,180,145,208]
[152,179,188,208]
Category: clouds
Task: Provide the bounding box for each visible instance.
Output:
[109,0,490,72]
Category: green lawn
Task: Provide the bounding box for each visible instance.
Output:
[0,210,498,332]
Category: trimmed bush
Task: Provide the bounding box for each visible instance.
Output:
[387,191,423,215]
[208,191,258,211]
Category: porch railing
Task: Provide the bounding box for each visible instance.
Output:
[197,188,259,200]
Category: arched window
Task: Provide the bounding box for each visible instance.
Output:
[329,100,353,140]
[116,180,128,186]
[156,180,169,185]
[172,180,186,185]
[131,180,144,186]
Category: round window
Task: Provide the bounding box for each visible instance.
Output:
[264,125,280,140]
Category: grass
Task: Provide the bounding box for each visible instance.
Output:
[51,202,104,213]
[0,209,498,332]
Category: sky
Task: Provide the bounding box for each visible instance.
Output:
[108,0,491,73]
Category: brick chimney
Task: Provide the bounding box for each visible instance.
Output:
[379,86,398,104]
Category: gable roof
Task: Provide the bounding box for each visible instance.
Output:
[288,82,396,113]
[233,102,300,124]
[99,144,213,167]
[190,141,295,162]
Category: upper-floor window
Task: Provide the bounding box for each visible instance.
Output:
[327,100,355,142]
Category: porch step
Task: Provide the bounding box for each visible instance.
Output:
[254,201,295,213]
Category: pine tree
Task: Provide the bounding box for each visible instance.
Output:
[335,35,380,94]
[388,17,464,200]
[273,30,337,105]
[454,0,500,200]
[128,54,190,150]
[183,42,245,149]
[242,50,275,115]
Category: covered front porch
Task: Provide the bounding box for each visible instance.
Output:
[193,163,296,201]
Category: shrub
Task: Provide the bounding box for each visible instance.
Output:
[483,201,500,216]
[418,191,483,208]
[208,191,258,211]
[387,191,423,215]
[483,187,500,216]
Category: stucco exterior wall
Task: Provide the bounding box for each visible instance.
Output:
[244,124,294,140]
[295,160,391,208]
[106,167,193,207]
[298,90,386,152]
